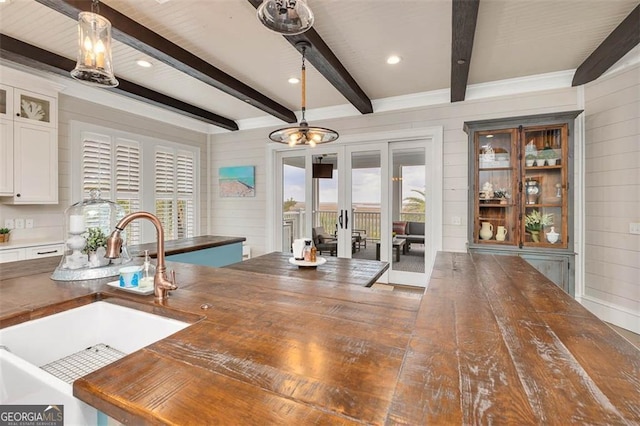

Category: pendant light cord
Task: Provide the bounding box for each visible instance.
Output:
[300,45,307,123]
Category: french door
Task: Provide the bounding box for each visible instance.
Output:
[271,130,442,287]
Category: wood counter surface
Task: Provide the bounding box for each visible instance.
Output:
[224,251,389,287]
[1,252,638,424]
[127,235,246,258]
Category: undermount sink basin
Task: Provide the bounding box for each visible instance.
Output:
[0,301,190,425]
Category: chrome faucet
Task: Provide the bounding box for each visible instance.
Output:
[105,211,177,302]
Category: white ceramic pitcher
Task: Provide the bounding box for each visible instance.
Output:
[496,225,507,241]
[479,222,493,240]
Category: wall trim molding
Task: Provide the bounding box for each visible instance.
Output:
[580,295,640,335]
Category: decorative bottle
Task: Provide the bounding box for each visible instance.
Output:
[309,244,317,262]
[303,240,312,262]
[140,250,156,288]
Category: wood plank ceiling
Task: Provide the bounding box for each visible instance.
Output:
[1,0,638,130]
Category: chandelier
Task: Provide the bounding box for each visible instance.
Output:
[268,42,338,147]
[256,0,314,35]
[70,0,118,88]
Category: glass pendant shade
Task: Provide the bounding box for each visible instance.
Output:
[70,11,119,88]
[257,0,314,35]
[269,121,339,147]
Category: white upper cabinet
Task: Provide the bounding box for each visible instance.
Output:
[0,80,58,204]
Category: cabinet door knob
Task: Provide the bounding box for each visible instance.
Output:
[16,113,20,117]
[16,193,21,197]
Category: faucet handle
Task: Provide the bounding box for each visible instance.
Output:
[169,269,178,289]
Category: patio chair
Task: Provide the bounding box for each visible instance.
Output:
[312,226,337,256]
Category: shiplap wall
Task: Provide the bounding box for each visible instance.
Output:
[209,87,581,258]
[0,95,208,244]
[582,64,640,333]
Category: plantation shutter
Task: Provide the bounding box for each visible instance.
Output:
[176,152,195,238]
[115,141,141,244]
[155,149,175,238]
[82,135,112,199]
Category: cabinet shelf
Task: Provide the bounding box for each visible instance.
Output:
[525,165,562,170]
[479,167,513,171]
[524,203,562,208]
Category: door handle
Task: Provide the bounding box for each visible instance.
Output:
[345,210,349,229]
[338,210,344,229]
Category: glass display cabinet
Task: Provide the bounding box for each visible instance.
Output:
[464,110,582,295]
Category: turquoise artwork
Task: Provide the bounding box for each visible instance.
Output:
[219,166,255,197]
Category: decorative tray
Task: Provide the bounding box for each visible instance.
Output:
[288,257,327,268]
[106,280,154,295]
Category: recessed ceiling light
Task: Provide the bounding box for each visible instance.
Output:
[288,77,300,84]
[386,55,401,65]
[136,59,152,68]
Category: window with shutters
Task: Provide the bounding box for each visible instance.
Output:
[81,134,141,244]
[155,148,195,240]
[76,123,199,245]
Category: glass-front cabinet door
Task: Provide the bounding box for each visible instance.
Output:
[14,89,56,127]
[521,124,568,248]
[473,129,517,245]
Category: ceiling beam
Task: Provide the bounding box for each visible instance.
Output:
[0,34,239,130]
[572,4,640,87]
[451,0,480,102]
[247,0,373,115]
[34,0,297,124]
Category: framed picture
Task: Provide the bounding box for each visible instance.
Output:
[219,166,255,197]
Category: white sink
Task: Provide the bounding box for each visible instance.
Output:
[0,301,190,425]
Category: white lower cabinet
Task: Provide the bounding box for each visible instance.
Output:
[0,243,64,264]
[0,248,23,263]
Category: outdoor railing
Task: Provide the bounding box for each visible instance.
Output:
[283,210,424,250]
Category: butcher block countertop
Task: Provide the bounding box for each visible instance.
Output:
[1,251,639,424]
[128,235,246,257]
[224,251,389,287]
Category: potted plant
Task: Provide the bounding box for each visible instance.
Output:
[525,210,553,242]
[525,154,536,167]
[540,148,559,166]
[83,227,109,266]
[0,227,10,243]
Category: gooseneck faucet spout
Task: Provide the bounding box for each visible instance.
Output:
[105,211,177,302]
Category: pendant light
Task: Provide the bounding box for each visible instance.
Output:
[70,0,118,88]
[268,42,338,147]
[256,0,314,35]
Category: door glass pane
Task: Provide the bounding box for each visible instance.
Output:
[391,148,425,273]
[350,151,381,261]
[312,154,338,256]
[19,93,51,123]
[0,89,6,115]
[282,156,305,253]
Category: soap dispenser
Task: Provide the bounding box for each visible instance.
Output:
[140,250,156,288]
